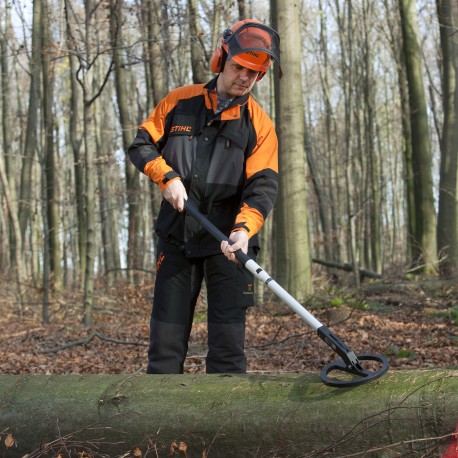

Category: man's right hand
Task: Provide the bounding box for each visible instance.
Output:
[163,179,188,212]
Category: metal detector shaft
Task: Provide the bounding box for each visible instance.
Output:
[185,201,322,330]
[185,201,390,385]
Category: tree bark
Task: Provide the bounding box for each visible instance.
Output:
[94,71,122,285]
[0,1,17,271]
[18,0,41,243]
[383,0,414,265]
[436,0,458,278]
[110,0,143,284]
[188,0,211,84]
[81,0,98,327]
[361,1,382,274]
[142,0,169,250]
[41,0,62,294]
[0,370,457,457]
[0,136,25,311]
[272,0,312,300]
[399,0,438,274]
[64,0,86,284]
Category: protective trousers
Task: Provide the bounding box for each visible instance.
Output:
[147,239,256,374]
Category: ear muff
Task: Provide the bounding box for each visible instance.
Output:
[210,46,224,74]
[211,29,233,74]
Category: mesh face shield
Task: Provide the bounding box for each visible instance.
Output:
[222,22,281,69]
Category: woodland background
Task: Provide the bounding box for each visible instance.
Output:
[0,0,457,352]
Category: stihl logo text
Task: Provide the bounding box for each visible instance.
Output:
[170,125,192,133]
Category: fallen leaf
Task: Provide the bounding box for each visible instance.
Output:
[178,441,188,456]
[169,441,178,455]
[5,434,15,448]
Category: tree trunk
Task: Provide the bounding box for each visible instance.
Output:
[436,0,458,278]
[110,0,143,284]
[335,0,360,288]
[82,0,98,327]
[0,140,25,312]
[41,0,62,292]
[272,0,312,300]
[188,0,211,84]
[317,0,341,263]
[0,370,457,457]
[64,0,85,284]
[94,75,121,285]
[383,0,414,266]
[399,0,438,274]
[0,2,17,271]
[362,1,382,274]
[142,0,169,252]
[18,0,41,242]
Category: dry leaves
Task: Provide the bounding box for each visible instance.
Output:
[0,276,456,375]
[169,441,188,457]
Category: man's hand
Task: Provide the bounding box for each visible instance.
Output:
[221,230,249,263]
[163,179,188,212]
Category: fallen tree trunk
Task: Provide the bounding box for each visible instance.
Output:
[0,369,457,457]
[312,258,384,279]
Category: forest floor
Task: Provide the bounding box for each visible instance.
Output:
[0,272,457,376]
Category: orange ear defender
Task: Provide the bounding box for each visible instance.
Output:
[210,28,232,74]
[210,46,224,74]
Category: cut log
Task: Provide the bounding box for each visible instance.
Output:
[0,370,457,457]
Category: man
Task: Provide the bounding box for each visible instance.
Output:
[128,19,281,374]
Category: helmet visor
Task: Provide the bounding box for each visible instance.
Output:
[224,23,280,65]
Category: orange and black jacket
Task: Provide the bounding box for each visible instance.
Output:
[128,77,278,257]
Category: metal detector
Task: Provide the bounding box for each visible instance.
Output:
[184,201,389,387]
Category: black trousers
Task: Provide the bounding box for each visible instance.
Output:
[147,239,256,374]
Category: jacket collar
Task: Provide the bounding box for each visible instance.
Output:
[204,76,251,107]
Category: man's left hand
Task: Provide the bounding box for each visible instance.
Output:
[221,230,249,263]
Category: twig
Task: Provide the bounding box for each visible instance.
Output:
[336,432,456,457]
[33,331,148,354]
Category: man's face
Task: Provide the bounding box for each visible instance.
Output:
[216,59,259,99]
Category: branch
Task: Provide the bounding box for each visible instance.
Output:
[86,60,115,107]
[312,258,383,279]
[33,332,148,354]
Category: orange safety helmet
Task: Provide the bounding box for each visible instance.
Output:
[211,19,281,81]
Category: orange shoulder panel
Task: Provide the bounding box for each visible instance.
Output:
[139,83,207,143]
[245,97,278,179]
[140,84,207,188]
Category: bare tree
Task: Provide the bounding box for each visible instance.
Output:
[0,150,25,315]
[77,0,114,326]
[436,0,458,278]
[110,0,144,283]
[18,0,41,245]
[399,0,438,274]
[272,0,312,299]
[188,0,212,83]
[64,0,86,284]
[41,0,62,293]
[0,0,17,272]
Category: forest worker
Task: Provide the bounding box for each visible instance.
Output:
[128,19,281,374]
